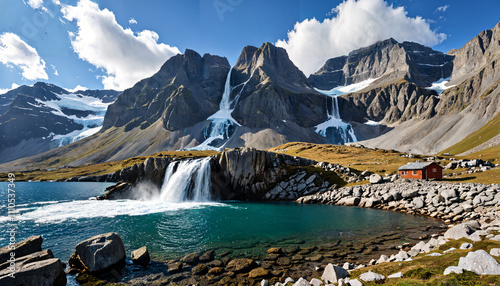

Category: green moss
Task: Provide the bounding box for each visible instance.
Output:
[404,267,436,280]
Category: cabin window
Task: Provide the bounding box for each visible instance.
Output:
[413,171,418,175]
[402,171,407,175]
[433,168,437,173]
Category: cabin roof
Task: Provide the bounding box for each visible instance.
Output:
[398,162,441,171]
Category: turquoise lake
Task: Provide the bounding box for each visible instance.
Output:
[0,182,440,262]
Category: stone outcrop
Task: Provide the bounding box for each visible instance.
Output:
[298,181,500,222]
[0,236,66,286]
[71,232,126,273]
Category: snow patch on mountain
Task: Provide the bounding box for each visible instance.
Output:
[32,92,113,146]
[427,77,454,95]
[315,78,379,96]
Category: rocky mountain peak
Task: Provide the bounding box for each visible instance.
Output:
[309,38,453,90]
[103,49,230,131]
[233,42,315,94]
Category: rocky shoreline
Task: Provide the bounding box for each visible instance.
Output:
[297,180,500,223]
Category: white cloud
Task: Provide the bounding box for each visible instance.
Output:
[435,5,450,13]
[129,18,137,25]
[51,64,58,76]
[0,33,49,81]
[276,0,447,75]
[61,0,180,90]
[65,85,88,93]
[0,83,20,95]
[27,0,44,9]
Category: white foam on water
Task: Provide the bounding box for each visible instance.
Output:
[5,199,226,224]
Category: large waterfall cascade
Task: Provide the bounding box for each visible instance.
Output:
[192,67,241,150]
[159,157,212,203]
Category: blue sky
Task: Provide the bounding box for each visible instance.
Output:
[0,0,499,92]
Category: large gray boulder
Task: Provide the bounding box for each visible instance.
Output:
[0,236,42,264]
[369,174,383,184]
[458,250,500,275]
[444,224,474,240]
[74,232,126,273]
[359,271,385,282]
[0,258,66,286]
[321,263,349,283]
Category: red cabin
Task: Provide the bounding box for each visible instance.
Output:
[398,162,443,180]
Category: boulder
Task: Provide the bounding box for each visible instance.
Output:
[321,263,349,283]
[458,250,500,275]
[309,278,323,286]
[207,267,224,276]
[131,246,150,267]
[293,277,311,286]
[248,267,270,279]
[0,258,66,286]
[490,248,500,257]
[225,258,257,273]
[199,250,215,262]
[191,264,208,275]
[168,262,183,273]
[180,252,199,265]
[443,266,463,275]
[349,279,363,286]
[74,232,126,273]
[0,249,53,272]
[444,224,474,240]
[359,271,385,282]
[0,236,43,264]
[388,272,403,278]
[459,243,473,250]
[441,189,458,200]
[370,174,383,184]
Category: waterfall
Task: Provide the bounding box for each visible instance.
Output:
[159,158,212,203]
[315,93,357,145]
[191,67,241,150]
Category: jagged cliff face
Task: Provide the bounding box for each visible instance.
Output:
[309,39,454,90]
[230,43,326,129]
[103,50,230,131]
[448,22,500,83]
[339,82,438,124]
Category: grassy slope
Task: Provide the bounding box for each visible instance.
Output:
[0,150,218,181]
[441,112,500,156]
[346,238,500,285]
[269,142,428,175]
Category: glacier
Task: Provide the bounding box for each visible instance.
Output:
[32,92,113,147]
[426,77,455,95]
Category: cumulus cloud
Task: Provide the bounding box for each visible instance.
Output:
[0,33,49,80]
[276,0,447,75]
[0,83,20,95]
[435,5,450,13]
[129,18,137,25]
[27,0,44,9]
[61,0,180,90]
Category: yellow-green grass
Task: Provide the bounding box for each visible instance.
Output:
[0,150,218,181]
[441,112,500,156]
[269,142,428,175]
[348,238,500,286]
